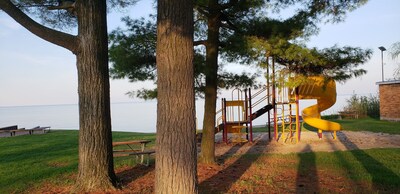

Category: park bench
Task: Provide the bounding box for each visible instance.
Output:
[338,111,359,119]
[1,125,21,136]
[112,140,155,166]
[0,125,27,136]
[0,125,50,137]
[28,126,51,134]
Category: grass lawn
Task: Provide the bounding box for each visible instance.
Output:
[1,118,399,193]
[198,148,400,193]
[0,130,155,193]
[332,117,400,134]
[253,116,400,134]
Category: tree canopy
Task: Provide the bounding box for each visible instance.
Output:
[389,41,400,79]
[7,0,137,29]
[108,0,372,164]
[108,16,260,99]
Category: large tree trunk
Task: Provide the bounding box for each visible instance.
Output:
[74,0,117,191]
[199,0,220,164]
[155,0,197,193]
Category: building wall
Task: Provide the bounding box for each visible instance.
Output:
[379,83,400,121]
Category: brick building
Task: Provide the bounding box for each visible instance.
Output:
[377,80,400,121]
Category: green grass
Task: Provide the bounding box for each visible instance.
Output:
[1,128,399,193]
[201,148,400,193]
[332,117,400,134]
[297,148,400,188]
[0,130,155,193]
[253,116,400,134]
[294,148,400,192]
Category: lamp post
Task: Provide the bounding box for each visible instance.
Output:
[378,46,386,81]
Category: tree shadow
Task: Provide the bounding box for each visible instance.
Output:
[199,138,269,193]
[216,143,245,164]
[295,145,319,193]
[116,164,154,187]
[337,133,400,192]
[324,134,366,193]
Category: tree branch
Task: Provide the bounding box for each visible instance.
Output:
[0,0,78,53]
[195,5,209,18]
[194,40,207,46]
[217,0,242,11]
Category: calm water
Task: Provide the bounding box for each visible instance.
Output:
[0,97,348,133]
[0,101,158,132]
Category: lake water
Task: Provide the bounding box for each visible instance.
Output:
[0,101,158,133]
[0,96,348,133]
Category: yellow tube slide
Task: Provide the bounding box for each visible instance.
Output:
[298,76,341,138]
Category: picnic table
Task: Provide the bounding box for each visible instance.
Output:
[112,140,155,166]
[0,125,50,137]
[338,111,359,119]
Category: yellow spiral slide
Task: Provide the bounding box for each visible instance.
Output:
[298,76,341,139]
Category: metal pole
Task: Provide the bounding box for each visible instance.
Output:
[381,50,384,81]
[266,56,271,140]
[248,88,253,142]
[378,46,386,82]
[381,50,385,81]
[272,56,277,141]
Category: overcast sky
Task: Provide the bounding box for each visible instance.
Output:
[0,0,399,107]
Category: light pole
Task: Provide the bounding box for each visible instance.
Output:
[378,46,386,81]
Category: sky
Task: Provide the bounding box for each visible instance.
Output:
[0,0,399,108]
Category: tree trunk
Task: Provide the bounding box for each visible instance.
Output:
[199,0,220,164]
[155,0,197,193]
[74,0,117,191]
[0,0,117,192]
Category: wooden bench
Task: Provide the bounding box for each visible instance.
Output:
[0,125,18,131]
[0,125,50,137]
[0,125,26,136]
[338,111,358,119]
[112,140,155,166]
[28,126,51,134]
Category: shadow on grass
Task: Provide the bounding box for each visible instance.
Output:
[116,164,154,187]
[295,145,319,193]
[338,133,400,192]
[216,143,245,164]
[324,135,367,193]
[199,139,269,193]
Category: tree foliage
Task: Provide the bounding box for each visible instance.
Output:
[108,16,260,99]
[109,0,371,98]
[389,41,400,79]
[9,0,137,29]
[108,0,372,165]
[109,17,157,82]
[275,44,372,82]
[343,94,380,118]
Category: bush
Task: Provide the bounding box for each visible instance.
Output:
[343,94,380,118]
[322,114,339,120]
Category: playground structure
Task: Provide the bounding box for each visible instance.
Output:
[298,76,342,139]
[216,73,342,143]
[216,88,273,143]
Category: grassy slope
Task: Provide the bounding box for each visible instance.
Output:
[0,130,155,193]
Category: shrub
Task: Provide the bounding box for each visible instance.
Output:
[343,94,380,118]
